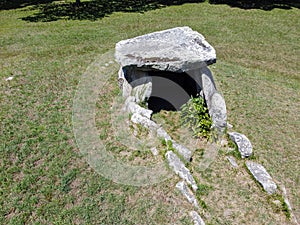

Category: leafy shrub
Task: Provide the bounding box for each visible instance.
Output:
[180,96,212,138]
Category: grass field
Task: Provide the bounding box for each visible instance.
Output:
[0,1,299,224]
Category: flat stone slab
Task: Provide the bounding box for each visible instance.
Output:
[246,161,277,194]
[228,132,253,158]
[166,151,198,191]
[172,141,192,162]
[176,181,199,209]
[131,113,159,131]
[189,211,206,225]
[115,26,216,72]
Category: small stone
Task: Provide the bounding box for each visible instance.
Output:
[220,138,228,147]
[246,161,277,194]
[165,151,198,192]
[227,122,233,129]
[171,141,192,162]
[189,211,205,225]
[115,26,216,73]
[228,132,253,158]
[5,76,14,81]
[176,181,199,209]
[226,156,238,168]
[150,147,159,156]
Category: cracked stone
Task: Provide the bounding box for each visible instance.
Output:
[115,26,216,73]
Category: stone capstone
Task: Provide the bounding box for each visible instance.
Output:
[115,26,216,72]
[189,211,206,225]
[228,132,253,158]
[246,161,277,194]
[176,181,199,209]
[165,151,198,192]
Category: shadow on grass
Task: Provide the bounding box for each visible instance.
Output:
[209,0,300,10]
[0,0,56,10]
[17,0,204,22]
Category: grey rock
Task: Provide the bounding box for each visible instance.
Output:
[156,127,172,141]
[189,211,205,225]
[210,92,227,129]
[165,151,198,192]
[228,132,253,158]
[176,181,199,209]
[123,67,152,103]
[131,113,159,131]
[201,69,227,136]
[226,156,238,168]
[118,67,132,97]
[126,100,153,119]
[201,69,217,111]
[131,82,152,104]
[246,161,277,194]
[115,27,216,72]
[172,141,192,162]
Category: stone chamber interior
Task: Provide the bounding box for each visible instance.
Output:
[146,70,199,113]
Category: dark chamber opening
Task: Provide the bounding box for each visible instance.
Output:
[147,70,199,113]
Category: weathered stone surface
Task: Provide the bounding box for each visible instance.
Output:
[189,211,205,225]
[201,69,217,111]
[228,132,253,158]
[201,69,227,135]
[125,100,153,119]
[210,92,227,130]
[131,113,159,131]
[172,141,192,162]
[118,67,132,97]
[131,82,152,104]
[176,181,199,209]
[115,26,216,72]
[123,67,152,103]
[165,151,198,191]
[226,156,238,168]
[246,161,277,194]
[156,127,172,141]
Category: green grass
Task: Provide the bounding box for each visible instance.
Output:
[0,1,299,224]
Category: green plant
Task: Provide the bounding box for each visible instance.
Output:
[180,96,212,139]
